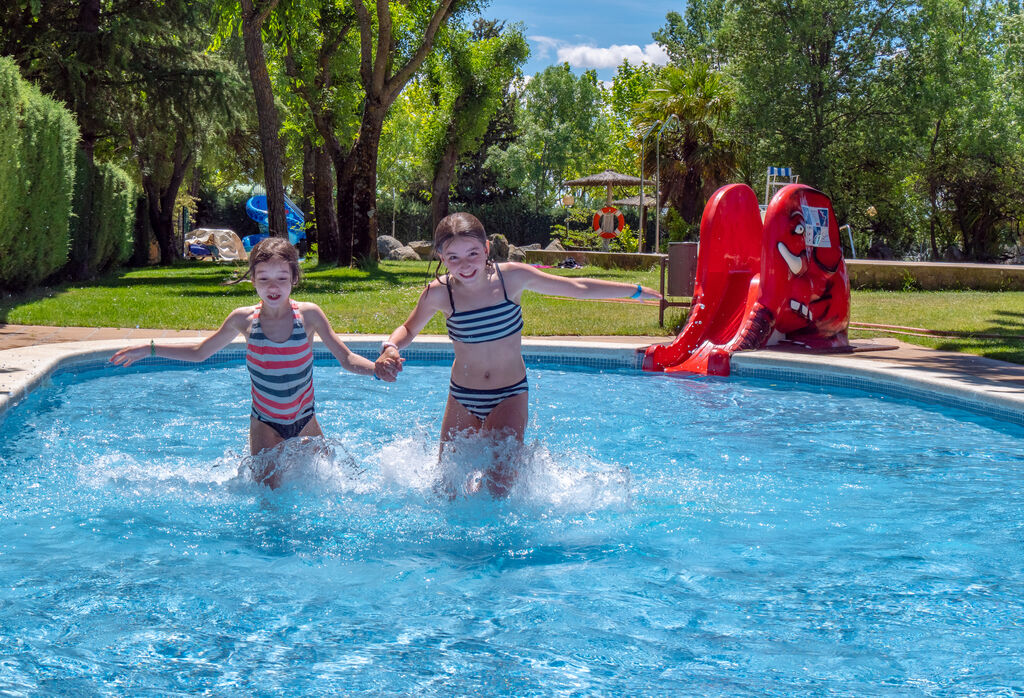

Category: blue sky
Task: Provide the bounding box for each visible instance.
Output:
[474,1,680,81]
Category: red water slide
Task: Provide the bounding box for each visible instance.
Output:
[643,183,851,376]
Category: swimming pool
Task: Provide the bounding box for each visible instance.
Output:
[1,352,1023,693]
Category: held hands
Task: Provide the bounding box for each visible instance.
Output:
[373,348,404,382]
[110,345,150,367]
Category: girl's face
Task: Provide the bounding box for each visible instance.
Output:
[440,236,489,284]
[252,258,294,307]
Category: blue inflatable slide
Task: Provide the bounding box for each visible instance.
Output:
[243,194,306,252]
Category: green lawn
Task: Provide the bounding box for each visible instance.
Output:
[0,260,672,338]
[3,261,1024,363]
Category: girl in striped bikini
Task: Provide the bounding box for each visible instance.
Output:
[111,238,397,487]
[378,212,660,496]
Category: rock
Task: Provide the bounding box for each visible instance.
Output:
[942,245,965,262]
[508,245,526,262]
[408,240,434,259]
[386,245,421,261]
[545,239,565,251]
[377,235,403,257]
[488,234,509,261]
[520,243,542,251]
[867,241,895,260]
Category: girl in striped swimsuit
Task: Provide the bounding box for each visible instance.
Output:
[111,238,397,487]
[378,212,660,496]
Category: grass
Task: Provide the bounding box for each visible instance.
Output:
[0,260,672,338]
[4,262,1024,363]
[848,289,1024,364]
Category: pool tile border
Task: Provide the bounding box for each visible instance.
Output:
[2,336,1024,426]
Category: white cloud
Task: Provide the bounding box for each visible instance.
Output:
[527,35,562,61]
[555,42,669,69]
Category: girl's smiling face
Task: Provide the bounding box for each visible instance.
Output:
[253,258,294,307]
[441,236,489,284]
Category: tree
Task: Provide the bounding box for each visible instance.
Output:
[911,0,1024,259]
[237,0,289,238]
[279,0,475,265]
[421,19,528,230]
[3,0,246,265]
[485,64,611,213]
[723,0,916,228]
[653,2,728,68]
[336,0,480,263]
[278,0,362,263]
[635,63,737,228]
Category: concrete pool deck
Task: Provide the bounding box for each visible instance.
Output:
[3,322,1024,423]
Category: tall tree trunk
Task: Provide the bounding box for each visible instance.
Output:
[314,145,341,263]
[240,0,288,238]
[928,119,942,259]
[73,0,101,162]
[345,102,387,262]
[146,183,177,265]
[301,137,316,249]
[345,0,459,264]
[430,140,460,232]
[139,143,193,266]
[333,151,356,267]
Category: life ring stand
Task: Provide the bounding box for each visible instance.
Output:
[592,206,625,239]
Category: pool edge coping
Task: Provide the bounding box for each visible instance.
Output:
[3,336,1024,424]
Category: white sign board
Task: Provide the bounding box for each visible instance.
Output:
[801,205,831,248]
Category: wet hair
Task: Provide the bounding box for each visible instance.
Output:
[248,237,301,284]
[431,212,490,284]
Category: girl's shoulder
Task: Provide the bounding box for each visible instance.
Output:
[421,277,452,306]
[226,304,259,329]
[291,300,320,313]
[495,261,533,276]
[495,261,541,291]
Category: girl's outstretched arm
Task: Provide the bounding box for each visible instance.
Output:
[299,303,388,379]
[377,283,447,376]
[507,263,662,300]
[109,307,252,367]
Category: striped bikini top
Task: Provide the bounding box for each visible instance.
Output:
[445,263,524,344]
[246,301,315,424]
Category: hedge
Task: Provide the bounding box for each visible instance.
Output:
[0,57,79,291]
[66,149,136,279]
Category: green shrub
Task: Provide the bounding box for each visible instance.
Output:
[67,150,137,279]
[0,57,79,290]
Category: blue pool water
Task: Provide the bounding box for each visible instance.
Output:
[1,359,1023,694]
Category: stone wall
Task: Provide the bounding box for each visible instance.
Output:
[523,250,663,271]
[847,260,1024,291]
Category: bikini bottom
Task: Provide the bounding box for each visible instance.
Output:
[448,376,528,421]
[252,409,315,440]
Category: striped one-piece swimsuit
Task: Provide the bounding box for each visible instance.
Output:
[246,301,315,434]
[445,263,528,421]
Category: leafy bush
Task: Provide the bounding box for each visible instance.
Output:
[0,57,79,290]
[66,150,136,279]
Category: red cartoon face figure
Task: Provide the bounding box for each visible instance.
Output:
[760,184,850,347]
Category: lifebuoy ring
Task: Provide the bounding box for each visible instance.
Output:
[592,206,625,239]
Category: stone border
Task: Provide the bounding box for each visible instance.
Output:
[3,336,1024,426]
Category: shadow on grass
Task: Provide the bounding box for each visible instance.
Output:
[0,260,438,322]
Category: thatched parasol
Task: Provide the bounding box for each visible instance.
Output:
[564,170,643,206]
[612,193,659,208]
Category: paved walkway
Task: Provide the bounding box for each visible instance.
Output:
[3,322,1024,396]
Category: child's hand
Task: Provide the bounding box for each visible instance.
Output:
[373,353,404,382]
[110,345,149,367]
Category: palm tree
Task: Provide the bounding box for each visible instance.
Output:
[637,62,738,226]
